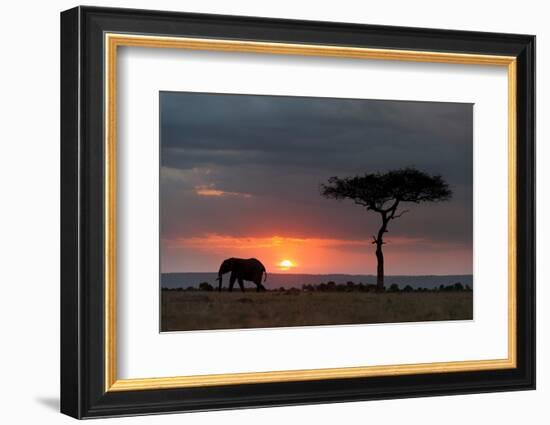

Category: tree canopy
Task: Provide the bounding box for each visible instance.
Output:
[320,167,452,214]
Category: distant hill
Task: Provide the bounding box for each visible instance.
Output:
[161,272,473,290]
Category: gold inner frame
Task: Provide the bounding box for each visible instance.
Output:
[104,33,517,392]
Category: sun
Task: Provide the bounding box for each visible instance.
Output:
[278,259,295,270]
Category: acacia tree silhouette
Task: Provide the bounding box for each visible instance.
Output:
[321,167,452,291]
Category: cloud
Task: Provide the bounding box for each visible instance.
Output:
[160,92,473,185]
[194,184,252,198]
[164,233,456,251]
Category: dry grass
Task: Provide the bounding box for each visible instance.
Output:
[161,290,473,332]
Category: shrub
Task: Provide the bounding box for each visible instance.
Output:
[199,282,214,292]
[389,283,399,292]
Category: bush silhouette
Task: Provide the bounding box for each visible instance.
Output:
[199,282,214,292]
[453,282,464,291]
[389,283,400,292]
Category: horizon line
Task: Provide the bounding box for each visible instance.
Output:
[162,271,474,277]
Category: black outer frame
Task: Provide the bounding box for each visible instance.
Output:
[60,6,535,419]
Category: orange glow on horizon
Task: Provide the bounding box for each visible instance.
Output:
[161,233,473,275]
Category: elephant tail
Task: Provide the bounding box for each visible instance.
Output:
[263,270,267,282]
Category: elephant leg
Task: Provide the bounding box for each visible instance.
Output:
[229,273,237,292]
[238,278,245,293]
[254,279,265,292]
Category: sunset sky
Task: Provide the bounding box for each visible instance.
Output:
[160,92,473,275]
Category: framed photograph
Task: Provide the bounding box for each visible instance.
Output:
[60,6,535,419]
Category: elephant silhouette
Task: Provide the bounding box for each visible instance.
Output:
[216,258,267,292]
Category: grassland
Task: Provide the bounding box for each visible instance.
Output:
[161,290,473,332]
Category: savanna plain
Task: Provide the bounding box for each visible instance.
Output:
[161,289,473,332]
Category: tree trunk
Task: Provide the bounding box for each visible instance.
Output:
[374,213,389,291]
[375,242,384,290]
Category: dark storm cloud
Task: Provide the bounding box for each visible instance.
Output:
[160,91,473,261]
[161,92,472,184]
